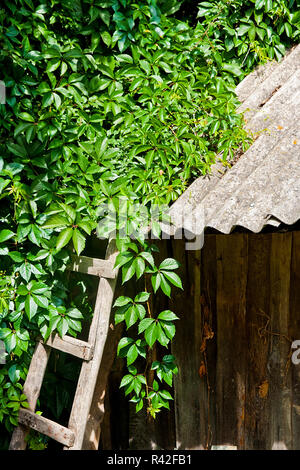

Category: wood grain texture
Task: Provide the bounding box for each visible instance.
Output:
[289,231,300,449]
[268,233,292,450]
[107,231,300,450]
[245,233,272,450]
[109,231,300,450]
[18,409,75,447]
[171,239,204,449]
[10,240,119,451]
[200,234,217,449]
[65,240,119,450]
[69,255,116,279]
[82,323,122,449]
[152,239,176,451]
[127,240,175,450]
[215,233,248,449]
[42,335,93,360]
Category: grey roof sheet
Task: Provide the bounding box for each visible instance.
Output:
[167,45,300,235]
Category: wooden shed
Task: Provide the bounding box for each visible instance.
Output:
[98,47,300,451]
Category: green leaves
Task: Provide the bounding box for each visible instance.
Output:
[46,306,83,340]
[148,382,173,410]
[115,247,155,284]
[138,310,179,348]
[152,355,178,387]
[0,230,15,243]
[43,210,89,255]
[24,295,38,320]
[114,258,179,410]
[113,236,181,412]
[72,229,86,256]
[222,63,243,77]
[117,337,146,365]
[120,367,146,397]
[2,0,294,429]
[17,281,49,320]
[158,258,179,270]
[157,311,179,321]
[290,10,300,24]
[150,258,183,296]
[114,292,149,328]
[19,112,35,123]
[56,228,73,251]
[43,215,69,229]
[0,327,30,355]
[195,0,298,74]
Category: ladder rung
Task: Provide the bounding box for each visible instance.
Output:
[9,240,119,451]
[42,335,93,360]
[18,409,75,447]
[68,255,116,278]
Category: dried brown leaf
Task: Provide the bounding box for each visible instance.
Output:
[258,380,269,398]
[199,361,206,378]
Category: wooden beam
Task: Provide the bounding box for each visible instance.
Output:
[18,409,75,447]
[199,234,218,449]
[171,239,205,450]
[215,233,248,449]
[245,233,272,450]
[82,323,122,449]
[65,240,119,450]
[68,255,116,279]
[42,334,93,361]
[290,231,300,449]
[268,232,292,450]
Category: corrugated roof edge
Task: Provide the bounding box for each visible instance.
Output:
[164,46,300,236]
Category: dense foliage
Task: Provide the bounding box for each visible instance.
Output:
[196,0,300,72]
[0,0,299,449]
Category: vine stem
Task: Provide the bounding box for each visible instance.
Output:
[144,273,156,413]
[145,275,152,318]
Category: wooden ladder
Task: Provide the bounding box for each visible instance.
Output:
[9,240,119,450]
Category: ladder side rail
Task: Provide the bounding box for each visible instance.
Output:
[9,239,119,451]
[64,240,119,450]
[82,321,122,449]
[9,342,51,450]
[87,241,118,349]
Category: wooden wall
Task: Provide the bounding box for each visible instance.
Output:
[103,230,300,450]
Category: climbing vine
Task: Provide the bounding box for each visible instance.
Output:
[0,0,299,449]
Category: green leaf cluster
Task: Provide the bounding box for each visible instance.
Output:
[196,0,300,73]
[113,237,181,415]
[1,0,296,440]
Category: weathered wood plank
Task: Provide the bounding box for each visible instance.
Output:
[18,409,75,447]
[68,255,116,279]
[268,232,292,450]
[171,239,204,449]
[9,342,51,450]
[245,233,272,450]
[126,239,175,450]
[289,231,300,449]
[215,233,248,449]
[189,241,213,449]
[65,240,119,450]
[152,239,176,450]
[200,234,217,449]
[42,334,93,361]
[82,322,122,449]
